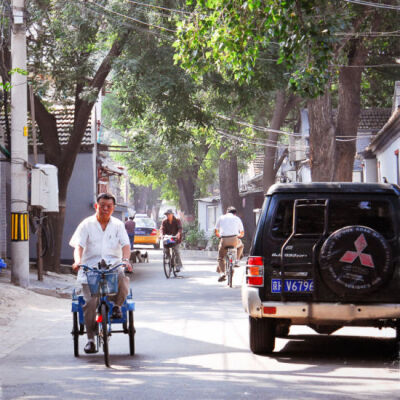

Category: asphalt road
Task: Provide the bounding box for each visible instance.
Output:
[1,248,399,400]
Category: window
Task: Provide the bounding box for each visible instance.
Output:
[328,200,395,239]
[296,202,325,234]
[135,218,156,229]
[271,200,293,238]
[271,198,395,239]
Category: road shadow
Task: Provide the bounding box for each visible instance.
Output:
[271,333,399,368]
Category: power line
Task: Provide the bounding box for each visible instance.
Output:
[76,0,177,33]
[334,30,400,37]
[119,1,186,23]
[214,112,303,137]
[214,110,377,140]
[124,0,192,16]
[332,63,400,68]
[344,0,400,10]
[90,0,176,33]
[216,128,310,150]
[71,0,171,39]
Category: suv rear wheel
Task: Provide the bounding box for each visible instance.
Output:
[249,317,275,354]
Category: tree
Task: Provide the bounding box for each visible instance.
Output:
[174,0,400,182]
[104,28,263,217]
[17,0,143,271]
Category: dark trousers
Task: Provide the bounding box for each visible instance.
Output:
[128,234,135,249]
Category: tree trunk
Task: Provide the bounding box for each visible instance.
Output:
[334,40,367,181]
[307,91,336,182]
[43,207,66,273]
[218,150,243,215]
[176,174,196,219]
[133,185,151,214]
[262,90,299,192]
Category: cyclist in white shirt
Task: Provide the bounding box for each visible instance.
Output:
[215,206,244,282]
[70,193,132,354]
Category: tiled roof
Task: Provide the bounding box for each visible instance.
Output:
[368,107,400,153]
[50,108,93,145]
[0,107,93,147]
[358,108,392,132]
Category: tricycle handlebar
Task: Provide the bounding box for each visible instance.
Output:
[80,263,125,273]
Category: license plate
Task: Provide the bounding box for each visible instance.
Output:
[135,229,147,235]
[271,279,314,293]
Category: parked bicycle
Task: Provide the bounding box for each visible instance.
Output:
[225,246,237,288]
[163,235,179,278]
[71,261,135,367]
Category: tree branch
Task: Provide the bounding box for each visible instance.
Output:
[30,94,61,165]
[58,30,132,197]
[273,148,288,176]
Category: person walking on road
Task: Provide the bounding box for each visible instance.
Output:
[160,209,183,272]
[125,215,136,250]
[215,206,244,282]
[70,192,133,354]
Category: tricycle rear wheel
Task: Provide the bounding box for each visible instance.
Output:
[73,312,79,357]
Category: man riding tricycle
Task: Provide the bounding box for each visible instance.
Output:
[69,193,136,367]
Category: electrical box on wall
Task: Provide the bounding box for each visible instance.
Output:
[31,164,59,212]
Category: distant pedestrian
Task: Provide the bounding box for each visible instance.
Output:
[125,216,136,250]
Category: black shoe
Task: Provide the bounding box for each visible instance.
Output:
[218,274,226,282]
[112,306,122,319]
[175,265,181,273]
[84,341,96,354]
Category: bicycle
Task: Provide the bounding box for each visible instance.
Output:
[71,260,135,367]
[163,235,179,279]
[225,246,237,288]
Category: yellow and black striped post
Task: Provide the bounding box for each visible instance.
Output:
[11,212,29,241]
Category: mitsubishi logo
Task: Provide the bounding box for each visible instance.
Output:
[339,234,375,268]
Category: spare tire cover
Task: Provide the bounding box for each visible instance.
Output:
[319,225,392,295]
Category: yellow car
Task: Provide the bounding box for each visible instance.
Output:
[134,217,160,249]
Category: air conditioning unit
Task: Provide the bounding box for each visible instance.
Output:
[288,136,296,162]
[31,164,59,212]
[289,137,307,162]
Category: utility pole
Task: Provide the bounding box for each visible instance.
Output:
[10,0,29,287]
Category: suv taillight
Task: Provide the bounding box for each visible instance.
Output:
[246,256,264,287]
[150,229,157,236]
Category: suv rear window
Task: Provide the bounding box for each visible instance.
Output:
[271,199,395,239]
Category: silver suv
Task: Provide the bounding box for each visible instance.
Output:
[242,183,400,354]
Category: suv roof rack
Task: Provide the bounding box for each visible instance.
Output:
[267,182,400,196]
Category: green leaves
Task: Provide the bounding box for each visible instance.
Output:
[173,0,357,98]
[9,68,28,76]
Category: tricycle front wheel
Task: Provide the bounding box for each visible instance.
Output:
[128,310,135,356]
[101,304,110,367]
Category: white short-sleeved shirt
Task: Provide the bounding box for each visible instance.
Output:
[69,215,130,283]
[215,213,244,237]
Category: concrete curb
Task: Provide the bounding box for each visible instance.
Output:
[181,249,218,259]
